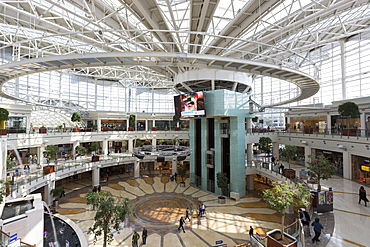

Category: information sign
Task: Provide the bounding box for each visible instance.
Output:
[215,240,223,245]
[9,233,17,243]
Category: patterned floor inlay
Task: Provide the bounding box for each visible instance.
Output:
[69,198,87,203]
[108,183,125,190]
[126,179,139,186]
[57,208,86,214]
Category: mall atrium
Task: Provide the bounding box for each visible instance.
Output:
[0,0,369,246]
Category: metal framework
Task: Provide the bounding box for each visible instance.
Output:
[0,0,369,109]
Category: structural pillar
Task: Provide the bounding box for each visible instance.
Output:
[102,140,108,155]
[0,140,7,180]
[342,151,351,180]
[326,113,332,135]
[151,136,157,150]
[134,160,140,178]
[340,39,347,100]
[360,112,366,137]
[44,173,56,206]
[37,146,44,166]
[72,141,80,157]
[304,145,311,167]
[246,175,254,191]
[172,159,177,175]
[246,117,252,134]
[97,118,102,132]
[246,143,253,164]
[128,139,134,153]
[272,142,279,160]
[92,167,100,187]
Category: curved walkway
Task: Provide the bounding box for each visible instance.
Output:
[57,175,281,247]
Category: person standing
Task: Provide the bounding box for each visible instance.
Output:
[299,208,311,236]
[132,231,140,247]
[249,226,254,239]
[311,218,323,243]
[184,207,191,222]
[178,216,185,233]
[271,156,276,164]
[142,227,148,245]
[359,186,368,206]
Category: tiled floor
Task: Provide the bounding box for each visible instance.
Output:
[56,168,369,247]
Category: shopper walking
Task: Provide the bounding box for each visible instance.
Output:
[359,186,368,206]
[178,216,185,233]
[311,218,323,243]
[299,208,311,236]
[249,226,254,239]
[142,227,148,245]
[132,231,140,247]
[184,207,191,222]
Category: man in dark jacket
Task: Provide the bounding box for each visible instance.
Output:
[299,208,311,236]
[311,218,323,243]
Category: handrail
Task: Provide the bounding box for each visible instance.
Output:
[0,229,36,247]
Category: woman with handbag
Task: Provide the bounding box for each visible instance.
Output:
[359,186,368,207]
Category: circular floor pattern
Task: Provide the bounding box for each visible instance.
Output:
[131,193,198,227]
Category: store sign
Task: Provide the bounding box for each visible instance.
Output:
[361,165,370,172]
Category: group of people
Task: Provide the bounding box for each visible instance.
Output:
[177,204,206,233]
[132,227,147,247]
[299,208,324,243]
[92,185,101,193]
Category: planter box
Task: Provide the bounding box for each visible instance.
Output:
[92,155,100,162]
[128,127,134,131]
[267,229,298,247]
[304,128,313,134]
[39,128,47,134]
[43,165,55,175]
[283,169,296,179]
[152,127,157,131]
[102,127,109,132]
[0,129,7,135]
[218,197,226,204]
[342,128,357,136]
[175,127,180,131]
[73,128,80,132]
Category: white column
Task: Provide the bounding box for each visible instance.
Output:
[272,142,279,160]
[134,160,140,178]
[340,39,347,100]
[37,146,44,166]
[342,151,351,180]
[246,175,254,191]
[145,119,148,131]
[26,116,31,133]
[97,118,102,132]
[247,143,253,164]
[152,136,157,150]
[304,146,311,167]
[246,117,252,134]
[103,140,108,155]
[360,112,366,137]
[326,113,332,135]
[172,159,177,175]
[92,167,100,187]
[45,173,55,206]
[72,141,80,156]
[128,139,134,153]
[0,140,7,180]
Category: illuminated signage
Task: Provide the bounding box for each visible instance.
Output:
[361,165,370,172]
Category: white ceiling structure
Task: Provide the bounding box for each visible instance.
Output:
[0,0,369,108]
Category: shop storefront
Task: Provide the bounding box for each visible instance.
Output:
[315,149,343,176]
[289,116,327,133]
[352,155,370,185]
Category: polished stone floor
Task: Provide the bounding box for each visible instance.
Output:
[56,167,369,247]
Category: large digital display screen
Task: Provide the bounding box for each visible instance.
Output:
[174,91,205,118]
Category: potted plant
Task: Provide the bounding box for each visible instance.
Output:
[0,108,9,135]
[71,112,81,132]
[216,172,228,204]
[338,101,360,136]
[43,145,57,174]
[258,137,272,162]
[263,181,311,247]
[39,125,47,134]
[173,115,181,131]
[129,114,136,131]
[306,154,337,191]
[152,126,157,131]
[50,186,65,208]
[177,165,187,187]
[75,145,88,158]
[280,145,297,178]
[285,123,291,132]
[57,125,63,132]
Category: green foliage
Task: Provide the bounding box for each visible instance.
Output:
[0,108,9,121]
[50,187,64,198]
[280,145,297,169]
[216,172,229,196]
[89,142,100,152]
[258,137,272,155]
[263,181,311,235]
[338,102,360,118]
[71,112,81,122]
[285,123,291,130]
[306,155,337,190]
[129,114,136,124]
[57,125,63,129]
[86,191,131,247]
[0,180,9,204]
[134,139,142,147]
[173,115,181,123]
[75,145,88,156]
[177,165,187,182]
[43,145,57,159]
[252,116,259,123]
[6,155,17,170]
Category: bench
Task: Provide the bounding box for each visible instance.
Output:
[230,192,240,201]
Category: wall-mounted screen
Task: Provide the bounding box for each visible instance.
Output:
[174,91,205,118]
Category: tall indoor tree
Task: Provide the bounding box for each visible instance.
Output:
[86,191,131,247]
[306,154,337,190]
[280,145,297,169]
[259,137,272,161]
